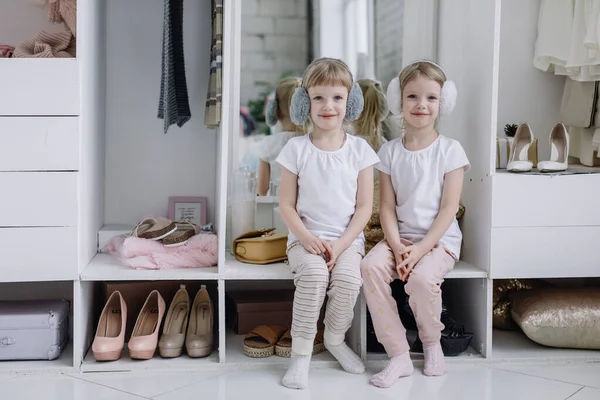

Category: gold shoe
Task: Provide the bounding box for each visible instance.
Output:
[185,285,213,358]
[158,285,190,358]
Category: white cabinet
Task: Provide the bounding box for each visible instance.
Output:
[2,0,599,375]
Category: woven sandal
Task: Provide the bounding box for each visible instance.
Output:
[162,221,201,247]
[131,218,178,240]
[243,325,286,358]
[275,328,325,357]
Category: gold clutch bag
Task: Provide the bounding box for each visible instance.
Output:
[232,228,288,264]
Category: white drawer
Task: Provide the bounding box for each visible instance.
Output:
[0,59,79,116]
[491,226,600,278]
[492,173,600,227]
[0,172,77,226]
[0,117,79,171]
[0,227,78,282]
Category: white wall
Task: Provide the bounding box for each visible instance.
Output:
[104,0,217,225]
[240,0,308,105]
[0,0,68,48]
[497,0,564,160]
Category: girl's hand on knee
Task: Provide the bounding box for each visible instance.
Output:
[396,245,426,281]
[300,234,329,256]
[325,239,345,271]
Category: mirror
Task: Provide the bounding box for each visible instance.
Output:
[229,0,406,239]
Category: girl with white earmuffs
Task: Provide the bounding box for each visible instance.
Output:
[360,60,471,388]
[275,57,379,390]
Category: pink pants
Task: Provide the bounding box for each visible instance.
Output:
[360,240,455,357]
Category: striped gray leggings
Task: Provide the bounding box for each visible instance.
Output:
[287,242,364,355]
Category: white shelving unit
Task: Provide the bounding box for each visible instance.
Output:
[1,0,599,376]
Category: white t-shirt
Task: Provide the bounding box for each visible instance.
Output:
[252,131,296,186]
[276,133,380,248]
[376,135,470,259]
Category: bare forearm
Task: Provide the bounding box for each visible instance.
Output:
[380,205,402,253]
[340,204,372,248]
[279,205,312,241]
[419,206,456,252]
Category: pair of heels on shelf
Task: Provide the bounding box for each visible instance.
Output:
[507,123,570,172]
[130,218,201,247]
[91,285,213,361]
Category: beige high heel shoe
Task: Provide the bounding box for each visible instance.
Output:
[92,291,127,361]
[128,290,165,360]
[158,285,190,358]
[185,285,214,358]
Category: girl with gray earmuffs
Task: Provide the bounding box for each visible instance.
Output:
[276,57,380,390]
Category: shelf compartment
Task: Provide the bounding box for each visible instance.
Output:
[80,253,219,281]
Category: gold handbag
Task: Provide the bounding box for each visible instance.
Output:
[232,228,288,264]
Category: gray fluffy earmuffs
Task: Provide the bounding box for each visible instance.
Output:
[265,96,279,127]
[290,58,365,126]
[386,60,457,117]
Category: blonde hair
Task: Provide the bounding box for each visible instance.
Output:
[303,58,353,92]
[274,76,304,135]
[398,61,446,107]
[353,79,388,151]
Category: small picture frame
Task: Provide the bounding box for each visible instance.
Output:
[168,196,208,226]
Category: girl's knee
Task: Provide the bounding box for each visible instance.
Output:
[297,263,329,285]
[405,271,441,295]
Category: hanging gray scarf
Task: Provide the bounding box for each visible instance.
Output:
[158,0,191,133]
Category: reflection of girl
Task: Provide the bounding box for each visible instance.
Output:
[346,79,389,152]
[346,79,402,151]
[253,77,304,196]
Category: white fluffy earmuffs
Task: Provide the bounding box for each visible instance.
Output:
[290,58,365,125]
[386,60,457,117]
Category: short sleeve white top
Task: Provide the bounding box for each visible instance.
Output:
[376,135,470,259]
[252,131,296,185]
[276,133,380,249]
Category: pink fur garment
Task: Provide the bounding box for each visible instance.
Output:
[105,233,218,270]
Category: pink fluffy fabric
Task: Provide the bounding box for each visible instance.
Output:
[105,233,218,270]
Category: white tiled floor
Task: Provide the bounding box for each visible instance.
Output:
[1,362,600,399]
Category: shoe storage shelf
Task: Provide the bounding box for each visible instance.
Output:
[1,0,600,376]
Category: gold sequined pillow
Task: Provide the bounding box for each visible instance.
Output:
[510,287,600,350]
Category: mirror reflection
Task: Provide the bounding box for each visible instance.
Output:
[229,0,405,237]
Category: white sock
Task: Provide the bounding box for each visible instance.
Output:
[282,353,311,390]
[370,352,414,388]
[324,341,365,374]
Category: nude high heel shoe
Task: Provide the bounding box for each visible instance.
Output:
[185,285,214,358]
[92,291,127,361]
[128,290,165,360]
[158,285,190,358]
[538,123,570,172]
[507,123,535,172]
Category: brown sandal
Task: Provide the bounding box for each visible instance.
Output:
[243,325,286,358]
[275,328,325,357]
[162,221,200,247]
[131,218,177,240]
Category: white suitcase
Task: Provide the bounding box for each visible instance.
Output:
[0,299,70,360]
